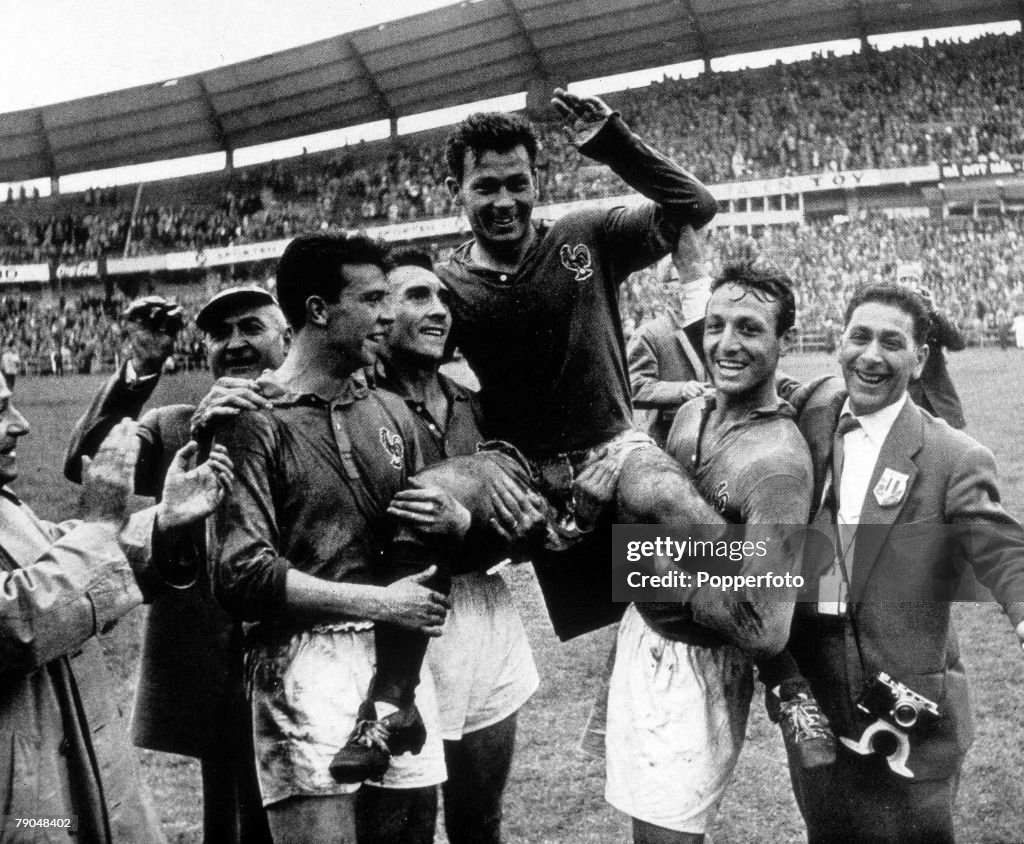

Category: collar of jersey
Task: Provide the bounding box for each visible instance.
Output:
[266,370,370,408]
[701,390,796,421]
[451,219,552,278]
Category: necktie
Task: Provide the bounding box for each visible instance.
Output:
[817,413,861,615]
[832,413,862,501]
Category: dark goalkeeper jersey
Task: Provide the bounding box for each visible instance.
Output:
[437,114,716,461]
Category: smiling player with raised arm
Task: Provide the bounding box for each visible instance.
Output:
[436,89,734,641]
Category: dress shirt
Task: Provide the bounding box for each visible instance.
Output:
[818,392,908,613]
[837,393,908,528]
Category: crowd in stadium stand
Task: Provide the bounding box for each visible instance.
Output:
[3,212,1023,376]
[2,29,1024,374]
[0,289,212,377]
[618,214,1024,343]
[3,31,1024,266]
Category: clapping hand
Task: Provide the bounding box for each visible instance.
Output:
[156,442,234,531]
[551,87,614,146]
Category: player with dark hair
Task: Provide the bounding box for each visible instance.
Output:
[437,91,784,660]
[272,230,393,330]
[607,262,813,842]
[444,112,540,185]
[211,231,469,843]
[355,248,539,844]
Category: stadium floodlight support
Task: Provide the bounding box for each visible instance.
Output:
[123,183,145,260]
[677,0,713,72]
[347,39,397,139]
[35,112,57,189]
[848,0,871,48]
[195,77,232,169]
[499,0,551,81]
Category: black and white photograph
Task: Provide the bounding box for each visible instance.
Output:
[2,1,1024,841]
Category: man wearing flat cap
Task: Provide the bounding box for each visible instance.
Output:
[65,285,291,844]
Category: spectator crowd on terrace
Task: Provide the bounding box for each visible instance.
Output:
[2,31,1024,266]
[4,212,1024,377]
[2,29,1024,374]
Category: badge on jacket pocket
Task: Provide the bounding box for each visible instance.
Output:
[874,468,909,507]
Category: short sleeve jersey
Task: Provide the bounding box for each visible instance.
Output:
[635,394,813,642]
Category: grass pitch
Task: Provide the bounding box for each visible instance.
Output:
[10,347,1024,842]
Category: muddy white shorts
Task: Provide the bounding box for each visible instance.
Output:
[605,604,753,834]
[427,571,539,739]
[248,623,447,807]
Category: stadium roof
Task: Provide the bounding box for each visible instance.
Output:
[1,0,1019,182]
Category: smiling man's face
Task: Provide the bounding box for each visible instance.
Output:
[385,265,451,364]
[448,145,537,256]
[703,282,784,401]
[205,304,290,379]
[0,379,30,487]
[840,301,927,416]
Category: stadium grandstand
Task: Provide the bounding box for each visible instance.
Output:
[2,0,1024,376]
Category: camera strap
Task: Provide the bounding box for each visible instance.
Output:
[829,416,873,684]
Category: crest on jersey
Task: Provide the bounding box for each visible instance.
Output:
[712,480,729,513]
[379,427,404,469]
[560,243,593,282]
[873,468,908,507]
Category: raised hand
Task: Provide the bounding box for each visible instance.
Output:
[80,418,140,526]
[551,87,614,146]
[124,296,184,376]
[673,224,708,283]
[156,442,234,530]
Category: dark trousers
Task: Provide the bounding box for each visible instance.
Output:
[356,783,437,844]
[789,741,961,844]
[200,683,272,844]
[355,713,518,844]
[442,713,518,844]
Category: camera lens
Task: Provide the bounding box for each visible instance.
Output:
[893,700,919,728]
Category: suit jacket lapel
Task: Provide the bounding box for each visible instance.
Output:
[809,391,847,514]
[671,315,706,381]
[850,399,922,599]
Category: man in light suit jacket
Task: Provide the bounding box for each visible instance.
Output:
[64,288,290,844]
[783,283,1024,844]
